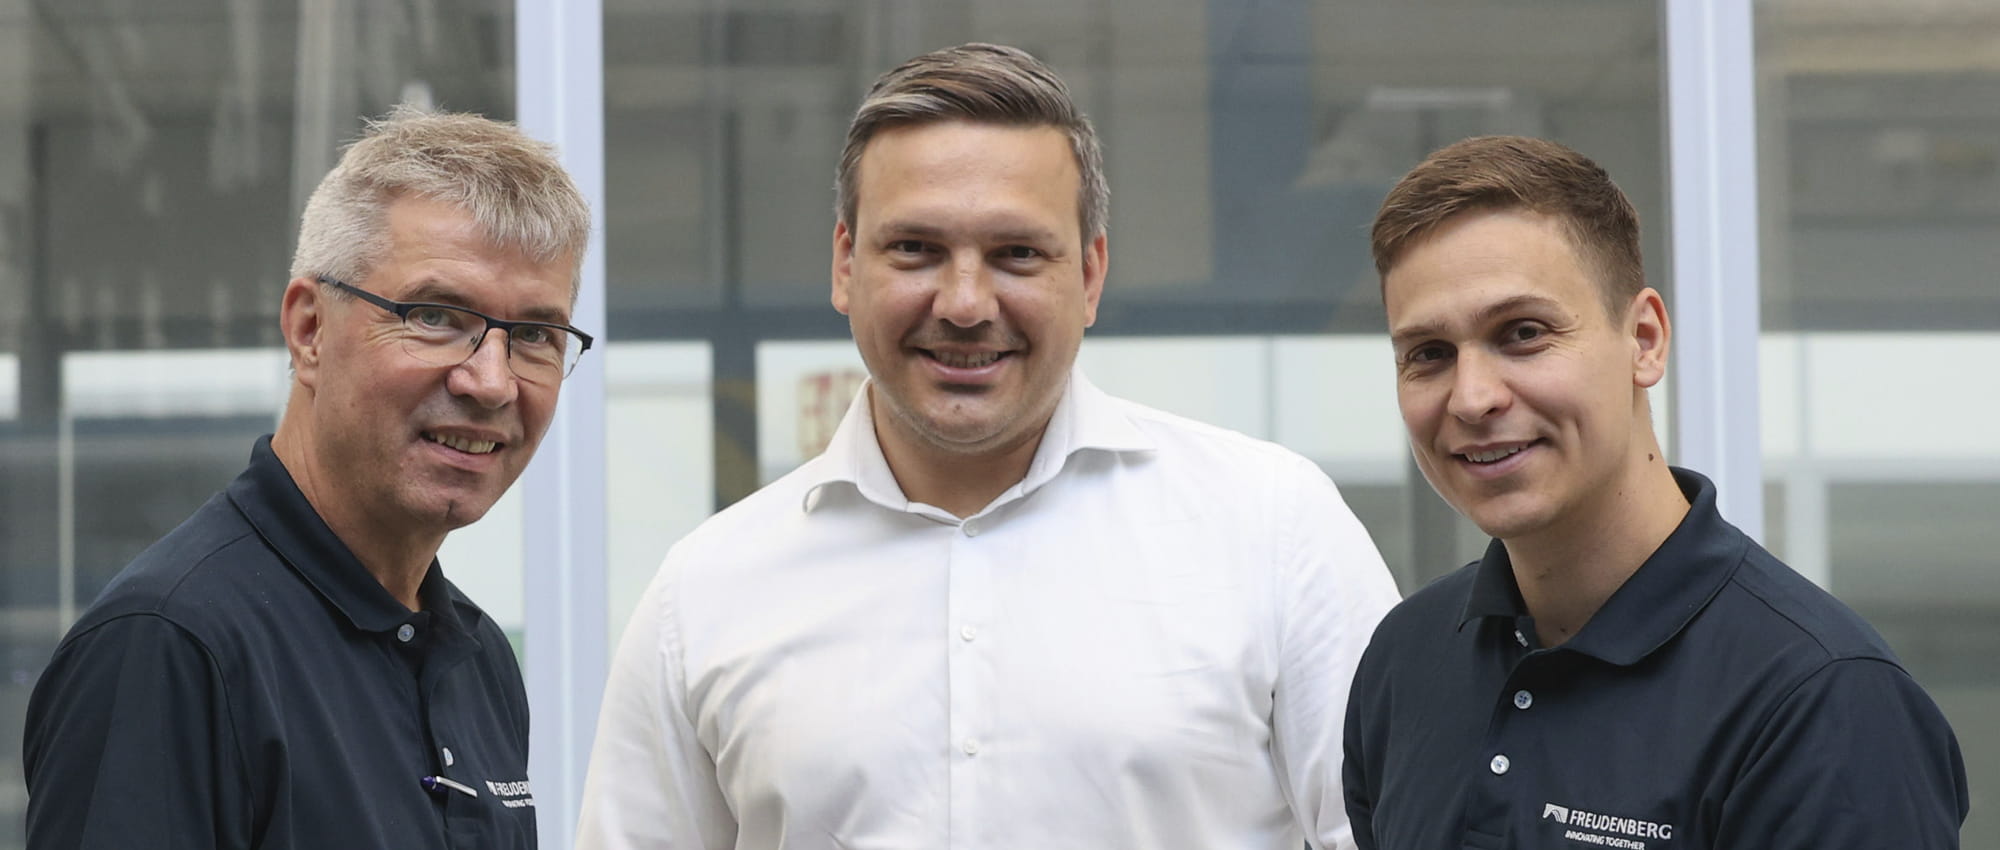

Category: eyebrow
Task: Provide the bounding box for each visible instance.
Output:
[1389,293,1567,348]
[874,220,1063,247]
[403,280,571,325]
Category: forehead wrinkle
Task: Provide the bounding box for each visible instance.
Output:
[1390,292,1569,347]
[872,216,1063,248]
[401,278,571,325]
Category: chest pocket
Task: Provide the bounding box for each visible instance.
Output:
[438,754,537,850]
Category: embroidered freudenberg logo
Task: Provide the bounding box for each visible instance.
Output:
[1542,800,1673,849]
[487,778,535,809]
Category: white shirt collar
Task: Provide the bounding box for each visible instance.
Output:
[800,367,1156,515]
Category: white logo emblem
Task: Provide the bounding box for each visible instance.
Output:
[1542,800,1673,848]
[486,778,536,809]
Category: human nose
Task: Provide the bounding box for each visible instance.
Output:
[1446,349,1510,424]
[932,253,999,328]
[447,327,521,408]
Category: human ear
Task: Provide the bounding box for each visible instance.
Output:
[279,277,326,386]
[830,221,855,315]
[1628,287,1670,389]
[1080,232,1108,328]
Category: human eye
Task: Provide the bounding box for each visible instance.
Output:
[406,306,469,334]
[991,244,1049,273]
[1501,320,1550,346]
[511,324,568,351]
[882,239,935,267]
[1400,342,1453,370]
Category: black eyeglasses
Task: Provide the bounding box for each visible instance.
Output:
[317,277,594,384]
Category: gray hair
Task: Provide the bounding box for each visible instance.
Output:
[836,43,1108,241]
[290,105,590,293]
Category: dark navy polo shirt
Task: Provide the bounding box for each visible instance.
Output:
[1343,468,1968,849]
[24,436,536,849]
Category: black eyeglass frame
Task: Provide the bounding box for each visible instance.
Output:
[316,276,595,379]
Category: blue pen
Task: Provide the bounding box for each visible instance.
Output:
[421,775,481,797]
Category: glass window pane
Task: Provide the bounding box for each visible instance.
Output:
[1757,1,1999,843]
[601,0,1663,635]
[0,4,513,846]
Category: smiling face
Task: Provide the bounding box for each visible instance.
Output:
[1385,207,1668,545]
[832,120,1106,463]
[280,195,575,545]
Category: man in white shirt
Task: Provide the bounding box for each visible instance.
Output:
[577,42,1401,850]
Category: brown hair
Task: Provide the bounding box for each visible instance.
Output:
[292,104,590,294]
[835,42,1107,241]
[1371,135,1643,316]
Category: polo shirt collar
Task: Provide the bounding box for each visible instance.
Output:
[802,367,1155,513]
[1458,467,1748,665]
[228,435,478,636]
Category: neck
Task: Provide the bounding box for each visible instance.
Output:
[871,396,1050,520]
[1504,444,1688,646]
[272,396,440,611]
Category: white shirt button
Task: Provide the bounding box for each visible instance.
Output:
[962,520,981,537]
[396,623,416,642]
[1513,629,1529,648]
[961,738,981,756]
[1490,754,1511,775]
[1513,690,1534,710]
[960,625,979,642]
[441,746,455,766]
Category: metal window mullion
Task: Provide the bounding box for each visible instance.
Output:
[1664,0,1764,540]
[515,0,608,846]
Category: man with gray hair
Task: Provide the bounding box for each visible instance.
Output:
[24,106,593,849]
[578,43,1399,850]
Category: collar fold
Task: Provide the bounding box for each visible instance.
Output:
[1457,468,1748,665]
[228,435,481,638]
[801,367,1156,514]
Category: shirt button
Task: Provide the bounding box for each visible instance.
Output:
[1513,690,1534,710]
[962,520,980,537]
[961,738,981,756]
[441,746,455,766]
[960,625,979,642]
[1490,754,1511,775]
[1513,629,1528,648]
[396,623,416,642]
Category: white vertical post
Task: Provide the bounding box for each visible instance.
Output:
[516,1,607,846]
[1664,0,1764,540]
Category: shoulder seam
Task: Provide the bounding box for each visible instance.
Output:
[1725,562,1894,665]
[95,529,264,620]
[60,611,257,830]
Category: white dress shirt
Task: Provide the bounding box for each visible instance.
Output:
[578,370,1401,850]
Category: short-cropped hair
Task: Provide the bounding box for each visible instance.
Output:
[836,42,1107,242]
[1372,135,1643,317]
[290,105,590,294]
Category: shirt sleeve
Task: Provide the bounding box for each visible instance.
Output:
[576,555,737,850]
[1341,640,1383,850]
[1267,454,1404,850]
[1718,657,1968,849]
[24,613,249,849]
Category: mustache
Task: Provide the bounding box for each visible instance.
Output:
[905,321,1026,350]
